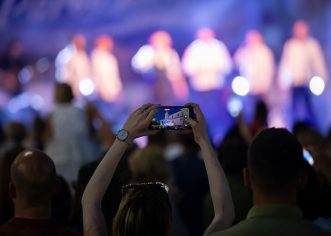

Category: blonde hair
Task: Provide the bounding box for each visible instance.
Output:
[128,145,171,184]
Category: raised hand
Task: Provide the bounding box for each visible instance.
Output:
[123,103,159,142]
[185,102,210,145]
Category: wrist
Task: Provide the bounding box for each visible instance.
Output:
[198,137,213,149]
[116,129,133,146]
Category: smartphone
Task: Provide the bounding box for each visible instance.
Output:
[150,106,193,130]
[303,149,314,166]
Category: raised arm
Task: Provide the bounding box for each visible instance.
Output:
[186,103,234,236]
[81,104,158,236]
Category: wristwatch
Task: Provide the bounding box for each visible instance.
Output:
[116,129,131,145]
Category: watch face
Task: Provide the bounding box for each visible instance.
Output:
[117,129,128,141]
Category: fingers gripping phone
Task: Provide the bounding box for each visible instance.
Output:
[149,106,194,130]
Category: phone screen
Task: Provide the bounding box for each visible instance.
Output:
[150,106,193,130]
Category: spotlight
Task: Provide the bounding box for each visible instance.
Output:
[227,96,243,117]
[232,76,250,96]
[79,79,95,96]
[309,76,325,96]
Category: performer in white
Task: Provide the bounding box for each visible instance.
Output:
[234,30,275,96]
[279,20,328,122]
[55,34,92,97]
[132,30,188,103]
[91,35,122,102]
[182,28,232,92]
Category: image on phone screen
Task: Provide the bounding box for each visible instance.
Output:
[150,106,192,130]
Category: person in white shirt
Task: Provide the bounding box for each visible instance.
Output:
[55,34,92,97]
[131,31,188,104]
[279,20,328,123]
[234,30,275,97]
[234,30,275,122]
[182,28,233,137]
[182,28,232,92]
[91,35,122,102]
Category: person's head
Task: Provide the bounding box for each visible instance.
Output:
[149,31,172,49]
[293,20,309,40]
[245,128,305,199]
[95,35,114,51]
[112,182,172,236]
[128,145,170,184]
[71,34,86,50]
[4,122,27,143]
[10,149,57,208]
[196,27,215,41]
[245,30,263,46]
[218,125,248,175]
[54,83,74,104]
[254,100,268,124]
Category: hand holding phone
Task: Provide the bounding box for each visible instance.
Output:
[149,106,194,130]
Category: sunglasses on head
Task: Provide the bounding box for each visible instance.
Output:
[121,181,169,196]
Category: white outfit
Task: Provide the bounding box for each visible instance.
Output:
[182,39,232,91]
[55,45,75,82]
[45,104,100,185]
[279,37,328,88]
[132,45,188,101]
[91,48,122,102]
[234,43,275,95]
[55,46,92,97]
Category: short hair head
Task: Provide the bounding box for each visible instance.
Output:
[149,31,172,48]
[54,83,74,104]
[11,149,56,206]
[95,35,113,51]
[293,20,309,39]
[248,128,305,195]
[112,183,172,236]
[196,27,215,40]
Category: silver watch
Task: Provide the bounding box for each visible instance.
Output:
[117,129,129,142]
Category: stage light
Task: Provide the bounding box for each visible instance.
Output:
[30,94,44,110]
[18,66,33,84]
[309,76,325,96]
[79,79,95,96]
[36,57,50,73]
[227,96,243,117]
[232,76,250,96]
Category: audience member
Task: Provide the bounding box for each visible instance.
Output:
[0,149,80,236]
[70,148,133,233]
[212,128,330,236]
[171,134,209,236]
[0,40,25,95]
[44,83,101,187]
[204,125,251,226]
[82,103,234,236]
[0,122,27,224]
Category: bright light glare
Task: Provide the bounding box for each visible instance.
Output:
[309,76,325,96]
[232,76,250,96]
[36,57,50,73]
[30,94,44,110]
[131,45,154,72]
[79,79,95,96]
[227,96,243,117]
